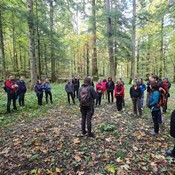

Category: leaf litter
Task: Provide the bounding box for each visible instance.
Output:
[0,103,175,175]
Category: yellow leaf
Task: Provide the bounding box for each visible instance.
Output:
[105,164,116,173]
[73,138,80,144]
[55,167,61,173]
[47,169,53,174]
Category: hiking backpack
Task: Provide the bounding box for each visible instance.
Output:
[170,110,175,138]
[156,87,166,107]
[79,86,91,107]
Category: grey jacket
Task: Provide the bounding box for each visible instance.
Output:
[65,82,74,93]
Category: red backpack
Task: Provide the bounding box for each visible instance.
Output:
[156,87,166,107]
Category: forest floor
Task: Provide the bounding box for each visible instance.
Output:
[0,83,175,175]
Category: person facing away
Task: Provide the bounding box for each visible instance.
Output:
[5,75,19,113]
[146,76,154,107]
[166,110,175,158]
[34,80,44,106]
[16,76,27,107]
[72,76,80,99]
[65,80,75,105]
[78,77,97,137]
[114,79,124,111]
[130,80,142,116]
[148,82,161,135]
[102,78,107,99]
[95,80,103,106]
[138,78,146,109]
[44,78,53,104]
[106,77,115,103]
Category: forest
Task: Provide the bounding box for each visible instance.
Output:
[0,0,175,86]
[0,0,175,175]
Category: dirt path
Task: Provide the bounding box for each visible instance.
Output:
[0,102,175,175]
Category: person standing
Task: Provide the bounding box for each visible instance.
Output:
[114,79,124,111]
[106,77,115,103]
[79,77,97,137]
[34,80,44,106]
[102,78,107,99]
[44,78,53,104]
[166,110,175,158]
[96,80,103,106]
[16,76,27,106]
[138,78,146,110]
[72,76,80,99]
[130,80,142,116]
[65,80,75,105]
[148,82,161,135]
[5,75,19,113]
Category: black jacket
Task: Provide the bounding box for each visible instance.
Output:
[170,110,175,138]
[106,81,115,91]
[130,86,142,99]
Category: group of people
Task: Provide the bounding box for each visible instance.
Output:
[76,76,174,158]
[3,75,53,113]
[2,74,175,158]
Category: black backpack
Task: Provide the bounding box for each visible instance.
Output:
[170,110,175,138]
[3,81,10,93]
[79,86,91,107]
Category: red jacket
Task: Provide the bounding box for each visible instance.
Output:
[6,80,18,93]
[102,81,107,90]
[114,84,124,99]
[96,83,103,93]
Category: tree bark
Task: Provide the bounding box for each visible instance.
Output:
[86,42,90,76]
[105,0,115,81]
[0,10,6,79]
[36,0,41,79]
[27,0,37,89]
[50,0,56,82]
[129,0,136,83]
[92,0,98,79]
[159,17,164,79]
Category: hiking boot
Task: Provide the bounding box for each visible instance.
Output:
[82,131,87,135]
[150,130,158,136]
[166,150,175,158]
[88,132,95,137]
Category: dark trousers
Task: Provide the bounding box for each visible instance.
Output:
[45,91,53,104]
[67,92,75,104]
[116,95,123,111]
[74,89,79,98]
[18,92,25,106]
[107,90,113,103]
[152,110,160,133]
[132,98,142,116]
[7,93,17,112]
[96,92,102,106]
[163,96,168,113]
[37,93,43,106]
[80,106,94,135]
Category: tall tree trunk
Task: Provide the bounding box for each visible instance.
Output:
[159,17,164,79]
[0,10,6,79]
[27,0,37,89]
[92,0,98,79]
[44,43,48,76]
[19,46,23,70]
[105,0,115,80]
[50,0,56,82]
[86,42,90,75]
[12,12,18,73]
[129,0,136,83]
[36,0,41,79]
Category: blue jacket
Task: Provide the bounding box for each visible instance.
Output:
[34,84,44,94]
[44,83,51,92]
[149,90,160,111]
[139,83,146,94]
